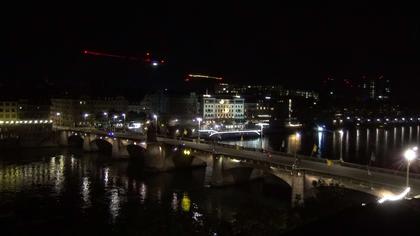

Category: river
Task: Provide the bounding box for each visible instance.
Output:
[0,148,311,235]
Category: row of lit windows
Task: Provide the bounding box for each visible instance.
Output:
[257,107,274,111]
[0,114,16,118]
[0,102,16,106]
[204,104,243,108]
[0,109,16,112]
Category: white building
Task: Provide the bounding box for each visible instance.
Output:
[202,95,244,122]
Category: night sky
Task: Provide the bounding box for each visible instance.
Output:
[1,3,420,100]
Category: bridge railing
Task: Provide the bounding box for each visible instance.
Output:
[339,161,420,180]
[59,129,420,180]
[178,137,420,180]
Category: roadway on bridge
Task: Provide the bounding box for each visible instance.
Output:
[159,137,420,197]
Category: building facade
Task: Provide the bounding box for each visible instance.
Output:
[17,99,51,120]
[140,92,199,121]
[202,95,245,121]
[0,100,18,121]
[50,97,129,127]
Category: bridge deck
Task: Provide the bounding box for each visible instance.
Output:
[56,127,420,197]
[159,137,420,197]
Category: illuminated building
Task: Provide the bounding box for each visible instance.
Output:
[50,96,128,127]
[17,99,50,120]
[202,94,244,122]
[0,100,18,121]
[140,91,199,121]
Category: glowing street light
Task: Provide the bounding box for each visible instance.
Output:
[295,132,301,157]
[339,130,344,162]
[196,117,202,142]
[153,114,158,134]
[56,112,61,116]
[122,113,126,124]
[103,112,108,116]
[404,147,417,187]
[292,132,301,169]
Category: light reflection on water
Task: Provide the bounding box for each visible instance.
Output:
[221,125,420,169]
[0,150,297,234]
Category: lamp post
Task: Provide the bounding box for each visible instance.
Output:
[153,114,158,134]
[404,147,417,187]
[113,115,118,132]
[103,112,108,129]
[256,123,269,150]
[339,130,344,162]
[122,113,126,125]
[292,132,301,169]
[56,112,61,126]
[83,113,89,127]
[196,117,202,142]
[295,132,301,158]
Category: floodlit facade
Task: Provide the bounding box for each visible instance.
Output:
[0,100,18,121]
[202,95,244,121]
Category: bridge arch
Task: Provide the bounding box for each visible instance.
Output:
[90,138,113,154]
[68,134,84,147]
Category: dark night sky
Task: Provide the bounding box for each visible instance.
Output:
[1,3,420,100]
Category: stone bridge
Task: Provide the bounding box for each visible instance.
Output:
[55,127,420,207]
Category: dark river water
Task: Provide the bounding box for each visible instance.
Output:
[0,126,418,235]
[221,125,420,172]
[0,148,309,235]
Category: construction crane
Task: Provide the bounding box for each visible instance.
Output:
[185,73,223,82]
[82,49,165,67]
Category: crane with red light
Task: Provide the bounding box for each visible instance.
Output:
[184,73,223,82]
[82,49,165,67]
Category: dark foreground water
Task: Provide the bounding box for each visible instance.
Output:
[0,148,295,235]
[0,148,394,235]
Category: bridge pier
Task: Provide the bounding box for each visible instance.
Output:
[291,171,305,207]
[83,135,98,152]
[210,154,264,187]
[142,143,208,171]
[59,130,69,146]
[111,139,130,158]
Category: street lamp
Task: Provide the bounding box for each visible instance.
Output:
[404,147,417,187]
[83,113,89,126]
[153,114,158,134]
[339,130,344,162]
[292,132,301,169]
[295,132,301,158]
[122,113,126,124]
[256,123,269,150]
[196,117,202,142]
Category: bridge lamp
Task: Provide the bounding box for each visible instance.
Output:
[153,114,158,131]
[196,117,202,142]
[122,113,126,124]
[404,148,417,187]
[56,112,61,116]
[103,112,108,116]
